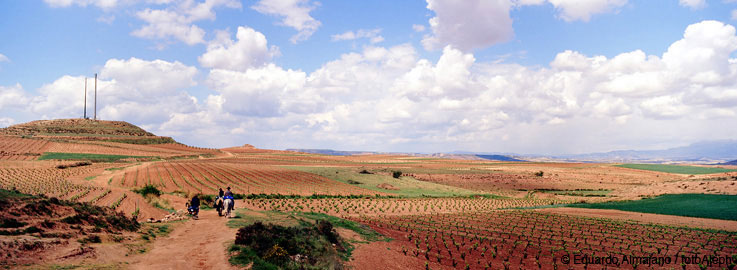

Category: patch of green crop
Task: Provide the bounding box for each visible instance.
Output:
[571,194,737,221]
[615,164,736,175]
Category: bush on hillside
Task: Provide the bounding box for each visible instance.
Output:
[134,185,162,197]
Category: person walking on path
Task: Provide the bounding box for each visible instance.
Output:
[188,194,200,219]
[223,187,234,212]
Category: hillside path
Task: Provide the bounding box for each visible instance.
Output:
[130,210,239,270]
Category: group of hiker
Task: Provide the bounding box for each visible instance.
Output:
[187,187,235,219]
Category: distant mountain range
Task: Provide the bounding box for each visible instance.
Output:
[719,159,737,165]
[553,140,737,163]
[475,155,526,162]
[287,140,737,164]
[284,149,379,156]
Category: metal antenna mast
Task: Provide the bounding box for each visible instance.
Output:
[94,73,97,120]
[84,77,87,119]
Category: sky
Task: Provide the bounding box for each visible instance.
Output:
[1,0,737,154]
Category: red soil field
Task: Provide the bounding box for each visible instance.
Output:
[109,160,384,196]
[352,211,737,270]
[243,197,563,217]
[0,136,52,160]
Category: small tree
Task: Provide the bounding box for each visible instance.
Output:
[534,171,544,177]
[392,171,402,178]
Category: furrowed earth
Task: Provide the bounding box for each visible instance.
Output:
[1,119,735,269]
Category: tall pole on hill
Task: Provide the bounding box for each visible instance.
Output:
[94,73,97,120]
[84,77,87,119]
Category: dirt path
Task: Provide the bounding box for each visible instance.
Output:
[130,210,239,270]
[537,207,737,231]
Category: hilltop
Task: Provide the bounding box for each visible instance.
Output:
[0,119,219,161]
[0,119,176,144]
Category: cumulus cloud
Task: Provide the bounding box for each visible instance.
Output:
[132,0,242,45]
[148,20,737,151]
[412,24,426,32]
[17,20,737,153]
[662,20,737,84]
[0,84,29,110]
[199,27,279,71]
[422,0,513,51]
[252,0,321,43]
[100,57,198,94]
[0,117,14,128]
[547,0,627,22]
[331,29,384,44]
[31,58,199,124]
[0,53,9,62]
[206,64,309,117]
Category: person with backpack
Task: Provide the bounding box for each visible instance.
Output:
[223,187,234,212]
[188,194,200,219]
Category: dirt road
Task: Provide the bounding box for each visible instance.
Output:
[130,210,238,270]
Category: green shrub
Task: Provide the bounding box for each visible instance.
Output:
[134,185,162,197]
[232,221,345,269]
[392,171,402,178]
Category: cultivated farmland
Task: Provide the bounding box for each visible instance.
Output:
[1,119,736,269]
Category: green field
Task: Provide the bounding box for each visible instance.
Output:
[571,194,737,221]
[616,163,736,175]
[286,166,480,197]
[38,152,153,162]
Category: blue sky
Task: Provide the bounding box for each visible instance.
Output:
[1,0,737,154]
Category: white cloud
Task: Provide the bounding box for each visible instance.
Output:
[16,20,737,153]
[31,58,199,124]
[252,0,321,43]
[0,84,29,110]
[412,24,426,32]
[422,0,514,52]
[662,20,737,84]
[0,53,8,62]
[100,57,198,94]
[206,64,308,117]
[331,29,384,44]
[132,0,242,45]
[0,117,14,128]
[640,95,690,119]
[166,20,737,151]
[199,26,279,71]
[547,0,627,22]
[679,0,706,9]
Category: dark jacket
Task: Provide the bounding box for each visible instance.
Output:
[191,196,200,208]
[218,189,224,197]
